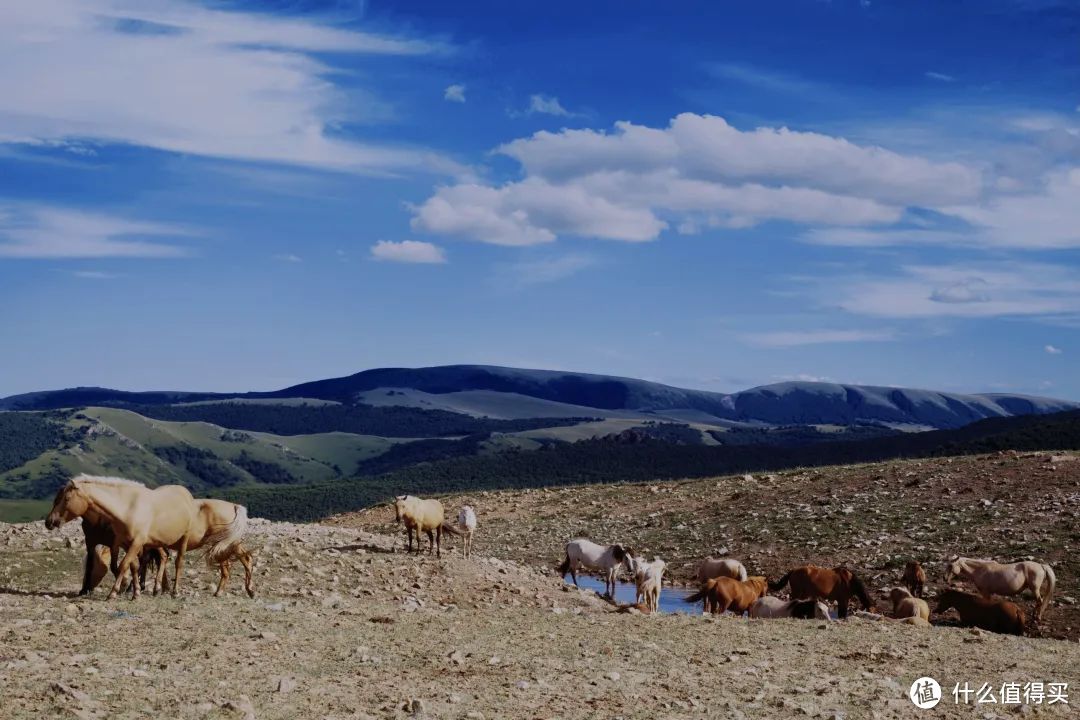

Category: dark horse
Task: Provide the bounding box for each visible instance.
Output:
[770,565,872,619]
[935,589,1026,636]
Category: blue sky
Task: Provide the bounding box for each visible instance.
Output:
[1,0,1078,399]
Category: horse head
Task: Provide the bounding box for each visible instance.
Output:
[45,481,87,530]
[944,556,964,584]
[934,588,958,614]
[611,544,629,562]
[844,570,873,611]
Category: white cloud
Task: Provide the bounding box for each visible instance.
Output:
[444,84,466,103]
[527,94,572,117]
[498,254,595,288]
[71,270,120,279]
[272,253,302,263]
[411,113,983,245]
[0,0,455,175]
[743,329,897,348]
[1045,344,1063,355]
[925,71,956,82]
[826,263,1080,319]
[370,239,446,264]
[0,204,190,258]
[774,373,835,383]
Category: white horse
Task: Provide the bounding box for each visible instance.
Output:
[626,556,666,611]
[697,557,747,583]
[945,556,1056,621]
[457,505,477,558]
[559,539,632,598]
[750,596,831,620]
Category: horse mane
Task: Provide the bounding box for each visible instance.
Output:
[71,473,145,488]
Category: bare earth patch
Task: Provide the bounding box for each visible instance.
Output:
[1,452,1078,719]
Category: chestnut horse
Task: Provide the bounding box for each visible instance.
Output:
[46,475,197,600]
[902,561,926,598]
[935,589,1026,636]
[685,576,768,615]
[770,565,872,619]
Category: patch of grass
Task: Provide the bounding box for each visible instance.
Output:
[0,499,51,523]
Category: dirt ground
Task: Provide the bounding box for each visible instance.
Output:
[2,469,1079,719]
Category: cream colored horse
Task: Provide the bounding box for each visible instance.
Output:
[945,556,1055,621]
[152,499,254,598]
[393,495,459,557]
[46,475,197,600]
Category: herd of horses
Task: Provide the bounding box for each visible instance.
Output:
[41,477,1057,639]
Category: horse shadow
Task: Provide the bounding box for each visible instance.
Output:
[0,586,79,599]
[323,543,396,555]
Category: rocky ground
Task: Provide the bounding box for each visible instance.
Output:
[0,451,1077,719]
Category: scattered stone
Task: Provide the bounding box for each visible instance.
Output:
[276,677,297,694]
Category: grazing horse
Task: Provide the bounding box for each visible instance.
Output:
[559,539,632,598]
[945,556,1055,622]
[46,475,197,600]
[902,561,926,598]
[685,576,768,615]
[457,505,477,559]
[393,495,460,558]
[626,556,666,611]
[750,596,831,620]
[696,557,748,583]
[935,589,1026,636]
[770,565,873,619]
[889,587,930,621]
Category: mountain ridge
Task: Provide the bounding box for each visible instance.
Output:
[2,364,1076,430]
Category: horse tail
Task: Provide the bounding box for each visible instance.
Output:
[683,588,707,605]
[769,571,792,593]
[558,553,571,578]
[203,504,248,567]
[1041,564,1056,613]
[440,520,464,536]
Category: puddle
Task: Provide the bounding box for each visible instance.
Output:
[564,575,700,614]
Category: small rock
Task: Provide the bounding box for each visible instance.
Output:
[515,680,530,690]
[448,650,465,666]
[257,631,278,641]
[488,656,501,665]
[606,671,621,682]
[276,677,297,694]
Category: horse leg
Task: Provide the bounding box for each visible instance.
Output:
[426,528,435,555]
[570,564,579,587]
[214,560,230,597]
[80,537,97,596]
[237,547,255,598]
[436,525,442,559]
[837,598,849,619]
[407,527,414,554]
[107,541,143,601]
[172,538,189,598]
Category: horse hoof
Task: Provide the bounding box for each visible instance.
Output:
[247,589,255,599]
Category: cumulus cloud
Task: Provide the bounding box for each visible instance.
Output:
[743,329,897,348]
[0,204,190,258]
[1045,344,1063,354]
[370,240,446,264]
[0,0,454,175]
[527,94,572,117]
[410,113,982,245]
[444,84,466,103]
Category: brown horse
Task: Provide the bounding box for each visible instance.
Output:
[77,513,167,595]
[46,475,198,600]
[770,565,873,619]
[902,561,926,598]
[684,576,768,615]
[935,589,1026,636]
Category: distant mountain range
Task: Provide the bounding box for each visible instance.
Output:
[3,364,1076,430]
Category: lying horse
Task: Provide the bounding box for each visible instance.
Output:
[685,576,768,615]
[945,556,1055,622]
[889,587,930,621]
[46,474,198,600]
[626,556,666,611]
[770,565,872,619]
[393,495,460,558]
[902,561,926,598]
[750,596,830,620]
[559,539,632,598]
[696,557,747,583]
[935,588,1026,636]
[457,505,477,559]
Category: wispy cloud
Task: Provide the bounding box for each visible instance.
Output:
[925,71,956,82]
[0,204,191,259]
[497,254,595,289]
[71,270,120,279]
[272,253,303,263]
[1045,344,1063,355]
[743,329,897,348]
[370,240,446,264]
[706,63,824,97]
[527,94,573,117]
[0,0,456,175]
[444,84,466,103]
